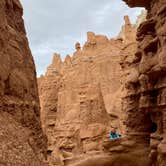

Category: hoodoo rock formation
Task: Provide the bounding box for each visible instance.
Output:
[38,13,144,165]
[39,34,123,166]
[0,0,47,165]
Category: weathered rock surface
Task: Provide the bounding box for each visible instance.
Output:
[122,0,166,165]
[39,35,123,165]
[0,0,47,165]
[38,14,142,165]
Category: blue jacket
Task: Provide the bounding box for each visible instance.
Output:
[110,132,120,140]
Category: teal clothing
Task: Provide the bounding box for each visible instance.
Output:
[110,132,120,140]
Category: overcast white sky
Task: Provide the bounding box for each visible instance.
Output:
[20,0,143,76]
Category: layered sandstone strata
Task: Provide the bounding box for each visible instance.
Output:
[122,0,166,165]
[0,0,47,165]
[38,15,140,165]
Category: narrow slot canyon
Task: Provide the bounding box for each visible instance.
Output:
[0,0,166,166]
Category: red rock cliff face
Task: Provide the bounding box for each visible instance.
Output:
[122,0,166,165]
[0,0,47,165]
[39,34,123,166]
[38,15,141,165]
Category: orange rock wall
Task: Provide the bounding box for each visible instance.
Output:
[38,15,139,165]
[122,0,166,165]
[0,0,47,165]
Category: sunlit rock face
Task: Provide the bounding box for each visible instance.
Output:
[122,0,166,165]
[38,34,123,166]
[38,13,144,165]
[0,0,47,165]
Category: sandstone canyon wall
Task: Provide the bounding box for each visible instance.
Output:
[38,35,122,166]
[62,1,166,164]
[38,14,141,165]
[122,0,166,165]
[0,0,47,165]
[2,0,165,166]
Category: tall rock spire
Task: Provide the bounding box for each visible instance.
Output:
[73,42,82,60]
